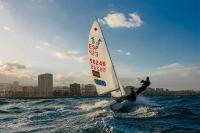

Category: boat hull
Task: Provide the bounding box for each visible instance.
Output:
[110,99,136,112]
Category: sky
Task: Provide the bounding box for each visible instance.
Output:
[0,0,199,90]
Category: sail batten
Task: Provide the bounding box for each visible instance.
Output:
[88,18,126,97]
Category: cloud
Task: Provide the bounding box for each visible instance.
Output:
[39,41,50,46]
[54,73,77,86]
[0,62,26,73]
[125,52,132,56]
[159,63,184,70]
[2,26,10,31]
[100,12,143,28]
[117,63,200,90]
[116,49,123,53]
[75,56,87,63]
[0,1,5,10]
[55,51,86,63]
[55,52,71,59]
[35,45,41,49]
[34,41,53,49]
[34,41,52,49]
[0,61,29,77]
[129,13,143,27]
[115,49,132,56]
[0,4,4,10]
[0,61,36,85]
[150,63,200,90]
[67,50,79,55]
[54,71,91,86]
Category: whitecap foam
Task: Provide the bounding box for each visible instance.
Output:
[87,109,107,118]
[114,106,163,119]
[78,100,111,111]
[55,106,64,111]
[129,106,158,118]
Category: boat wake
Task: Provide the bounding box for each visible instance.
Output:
[112,96,162,119]
[114,106,163,119]
[76,96,162,121]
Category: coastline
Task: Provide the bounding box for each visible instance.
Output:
[0,95,199,99]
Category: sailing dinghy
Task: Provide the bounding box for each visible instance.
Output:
[88,18,137,111]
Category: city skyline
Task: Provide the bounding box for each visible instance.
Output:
[1,78,199,98]
[0,75,98,98]
[0,0,199,90]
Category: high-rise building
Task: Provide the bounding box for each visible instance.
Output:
[53,86,70,97]
[38,73,53,97]
[12,81,19,87]
[0,83,10,97]
[70,83,80,96]
[83,84,97,96]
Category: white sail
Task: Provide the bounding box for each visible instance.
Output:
[111,80,126,98]
[88,19,120,95]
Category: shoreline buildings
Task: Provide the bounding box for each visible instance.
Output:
[0,74,200,98]
[38,73,53,97]
[70,83,81,96]
[0,73,99,98]
[82,84,97,96]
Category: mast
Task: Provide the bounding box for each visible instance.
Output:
[95,18,123,96]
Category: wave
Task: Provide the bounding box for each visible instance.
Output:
[78,100,111,112]
[0,99,10,105]
[114,106,162,119]
[0,97,199,133]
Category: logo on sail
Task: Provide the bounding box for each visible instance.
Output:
[94,79,106,86]
[90,37,102,45]
[92,70,101,78]
[94,27,98,31]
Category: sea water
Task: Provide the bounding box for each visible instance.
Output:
[0,96,199,133]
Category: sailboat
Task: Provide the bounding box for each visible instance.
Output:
[88,18,136,111]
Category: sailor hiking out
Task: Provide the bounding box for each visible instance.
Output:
[115,77,151,103]
[88,18,150,111]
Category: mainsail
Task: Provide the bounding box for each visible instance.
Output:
[88,18,126,98]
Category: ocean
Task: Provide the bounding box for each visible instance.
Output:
[0,96,199,133]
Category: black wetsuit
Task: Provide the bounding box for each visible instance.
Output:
[115,79,150,103]
[136,80,150,95]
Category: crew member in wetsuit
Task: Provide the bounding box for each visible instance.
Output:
[136,76,151,95]
[115,77,150,103]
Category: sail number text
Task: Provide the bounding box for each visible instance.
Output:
[88,37,102,57]
[89,44,99,57]
[90,58,106,72]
